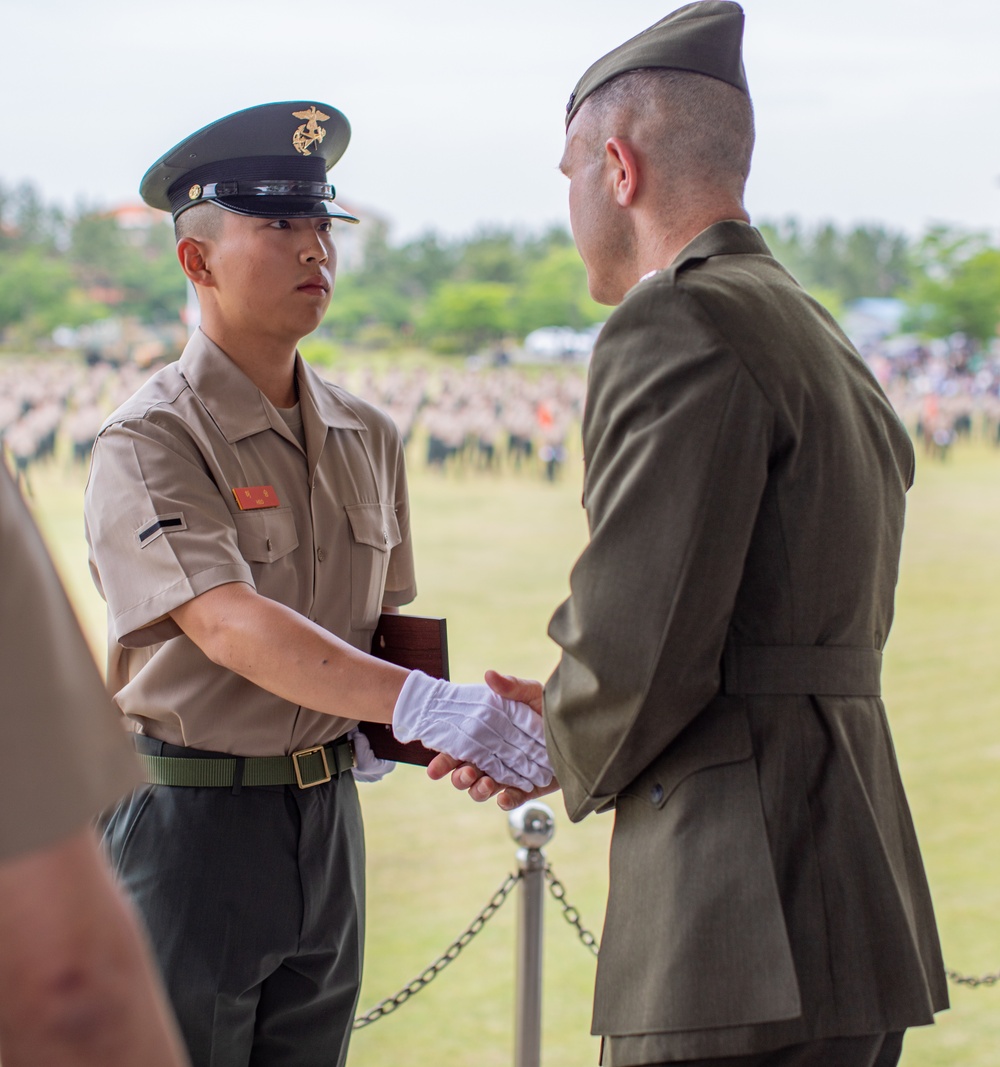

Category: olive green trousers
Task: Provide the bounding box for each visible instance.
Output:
[104,736,365,1067]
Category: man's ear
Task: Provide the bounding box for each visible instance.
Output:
[604,137,639,208]
[177,237,215,288]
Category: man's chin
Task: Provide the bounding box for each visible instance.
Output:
[580,258,628,306]
[588,278,627,307]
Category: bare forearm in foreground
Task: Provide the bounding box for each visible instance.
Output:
[0,827,190,1067]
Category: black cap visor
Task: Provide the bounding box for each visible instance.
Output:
[212,197,359,222]
[175,182,359,222]
[167,155,359,222]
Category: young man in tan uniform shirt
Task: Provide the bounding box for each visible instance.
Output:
[0,461,190,1067]
[85,102,552,1067]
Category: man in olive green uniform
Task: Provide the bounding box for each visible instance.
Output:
[438,4,948,1065]
[85,102,551,1067]
[0,461,190,1066]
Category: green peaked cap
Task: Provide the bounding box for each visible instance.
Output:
[566,1,748,128]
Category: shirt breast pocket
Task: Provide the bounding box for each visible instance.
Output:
[232,506,299,564]
[345,503,401,632]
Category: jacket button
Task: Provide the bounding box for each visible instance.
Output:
[650,783,664,804]
[317,547,326,562]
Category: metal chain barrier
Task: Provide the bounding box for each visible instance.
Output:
[544,864,600,957]
[356,804,1000,1062]
[353,871,521,1029]
[947,968,1000,989]
[352,853,604,1032]
[354,817,999,1044]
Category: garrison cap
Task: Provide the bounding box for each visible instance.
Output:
[140,101,359,223]
[566,1,748,127]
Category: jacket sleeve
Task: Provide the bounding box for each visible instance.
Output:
[544,280,773,820]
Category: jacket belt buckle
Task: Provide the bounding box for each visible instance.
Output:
[292,745,332,789]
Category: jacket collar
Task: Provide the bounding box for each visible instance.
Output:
[632,221,771,296]
[178,329,364,444]
[673,219,770,269]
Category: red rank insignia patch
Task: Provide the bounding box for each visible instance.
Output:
[232,485,281,510]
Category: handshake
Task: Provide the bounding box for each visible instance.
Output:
[353,669,557,810]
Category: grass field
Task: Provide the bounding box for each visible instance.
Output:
[18,427,1000,1067]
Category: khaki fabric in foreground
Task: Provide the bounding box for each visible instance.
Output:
[0,461,139,862]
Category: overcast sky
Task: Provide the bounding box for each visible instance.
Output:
[3,0,998,242]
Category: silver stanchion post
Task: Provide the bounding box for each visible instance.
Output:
[509,801,555,1067]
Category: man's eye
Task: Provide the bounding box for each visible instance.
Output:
[271,219,291,229]
[318,221,333,233]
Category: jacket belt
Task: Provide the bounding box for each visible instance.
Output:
[722,643,882,696]
[135,736,356,789]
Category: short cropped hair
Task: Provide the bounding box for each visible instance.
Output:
[585,68,755,194]
[173,202,225,243]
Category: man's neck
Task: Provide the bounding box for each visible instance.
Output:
[633,202,750,282]
[199,322,299,408]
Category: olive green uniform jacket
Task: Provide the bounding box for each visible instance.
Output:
[544,222,948,1063]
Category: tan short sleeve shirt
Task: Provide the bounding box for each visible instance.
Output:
[1,462,139,862]
[84,330,416,756]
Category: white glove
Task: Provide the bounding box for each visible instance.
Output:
[348,727,396,784]
[392,671,553,792]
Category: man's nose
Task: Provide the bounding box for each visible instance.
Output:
[300,235,329,264]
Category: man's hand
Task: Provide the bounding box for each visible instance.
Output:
[486,670,543,714]
[427,671,560,810]
[393,670,553,792]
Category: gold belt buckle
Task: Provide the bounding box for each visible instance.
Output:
[292,745,332,789]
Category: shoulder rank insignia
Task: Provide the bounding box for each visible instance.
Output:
[136,512,187,547]
[232,485,281,511]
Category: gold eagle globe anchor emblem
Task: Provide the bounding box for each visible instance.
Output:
[291,107,329,155]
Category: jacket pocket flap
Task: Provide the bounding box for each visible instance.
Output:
[625,699,753,810]
[345,503,401,552]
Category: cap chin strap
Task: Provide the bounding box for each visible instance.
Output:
[173,176,358,223]
[193,179,335,203]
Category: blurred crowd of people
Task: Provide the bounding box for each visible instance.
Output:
[0,360,154,488]
[0,357,588,490]
[347,365,585,481]
[862,334,1000,461]
[2,337,998,488]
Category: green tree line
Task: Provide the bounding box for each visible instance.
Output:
[0,181,184,344]
[2,178,999,350]
[323,221,606,352]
